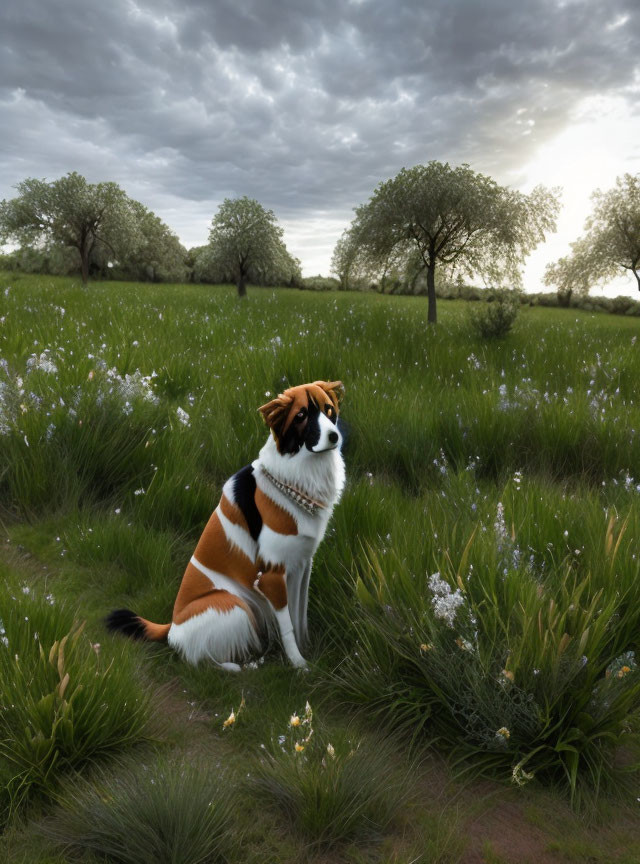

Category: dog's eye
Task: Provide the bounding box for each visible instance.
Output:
[295,408,307,422]
[325,405,333,418]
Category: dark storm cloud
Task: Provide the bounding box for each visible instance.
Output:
[1,0,639,252]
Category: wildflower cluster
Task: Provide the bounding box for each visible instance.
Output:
[0,347,164,443]
[99,364,159,413]
[428,572,465,627]
[26,350,58,375]
[606,650,637,680]
[286,700,316,754]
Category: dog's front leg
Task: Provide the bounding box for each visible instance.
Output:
[255,568,307,669]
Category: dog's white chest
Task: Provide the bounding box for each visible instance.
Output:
[257,521,325,572]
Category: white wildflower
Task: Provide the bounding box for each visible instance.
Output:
[428,572,465,627]
[26,350,58,375]
[494,502,507,548]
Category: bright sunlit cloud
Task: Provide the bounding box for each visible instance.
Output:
[520,93,640,296]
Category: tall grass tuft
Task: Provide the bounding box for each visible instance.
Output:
[42,757,240,864]
[0,576,151,823]
[247,702,411,850]
[327,484,640,805]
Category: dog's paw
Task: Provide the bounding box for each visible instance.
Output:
[218,661,242,673]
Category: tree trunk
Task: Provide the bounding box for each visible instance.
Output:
[237,273,247,298]
[426,263,437,324]
[558,288,572,307]
[633,268,640,293]
[80,248,89,286]
[78,232,94,286]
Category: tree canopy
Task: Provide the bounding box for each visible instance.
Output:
[0,172,188,285]
[545,173,640,297]
[205,196,300,297]
[0,172,134,285]
[115,201,188,283]
[334,161,560,322]
[542,238,593,304]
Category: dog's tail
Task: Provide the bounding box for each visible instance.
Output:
[105,608,171,642]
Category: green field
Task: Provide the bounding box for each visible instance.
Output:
[1,271,640,863]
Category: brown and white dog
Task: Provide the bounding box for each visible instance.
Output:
[106,380,345,670]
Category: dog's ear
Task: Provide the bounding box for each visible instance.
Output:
[258,391,294,437]
[313,380,344,411]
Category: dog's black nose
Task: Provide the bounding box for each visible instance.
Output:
[328,431,339,444]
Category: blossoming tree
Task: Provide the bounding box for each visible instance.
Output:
[0,172,133,286]
[334,161,560,324]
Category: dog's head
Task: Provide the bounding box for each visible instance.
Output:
[258,380,344,455]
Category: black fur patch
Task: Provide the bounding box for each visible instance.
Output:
[279,400,322,455]
[336,416,348,451]
[233,465,263,540]
[105,608,146,639]
[303,401,321,452]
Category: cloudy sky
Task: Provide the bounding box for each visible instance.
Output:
[1,0,639,292]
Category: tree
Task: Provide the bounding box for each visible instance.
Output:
[339,162,560,323]
[330,230,361,289]
[206,196,298,297]
[546,174,640,297]
[543,237,593,305]
[0,172,133,285]
[115,201,188,283]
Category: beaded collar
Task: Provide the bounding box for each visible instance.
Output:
[259,465,327,515]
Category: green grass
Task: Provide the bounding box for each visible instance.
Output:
[0,562,151,826]
[247,703,412,850]
[41,755,240,864]
[324,473,640,803]
[2,271,640,860]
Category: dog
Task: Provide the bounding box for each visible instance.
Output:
[106,380,345,670]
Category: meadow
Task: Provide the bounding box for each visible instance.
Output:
[1,271,640,863]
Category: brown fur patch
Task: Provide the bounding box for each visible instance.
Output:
[142,619,171,641]
[257,567,287,609]
[255,487,298,535]
[192,511,257,589]
[220,494,248,528]
[173,561,216,621]
[173,560,256,627]
[173,589,250,626]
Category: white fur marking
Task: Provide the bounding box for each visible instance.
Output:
[222,476,237,504]
[255,434,345,508]
[274,606,307,668]
[168,605,260,666]
[259,525,314,570]
[189,555,274,642]
[190,556,247,599]
[216,505,257,562]
[310,410,343,453]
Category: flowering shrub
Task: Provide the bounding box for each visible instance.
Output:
[331,491,640,805]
